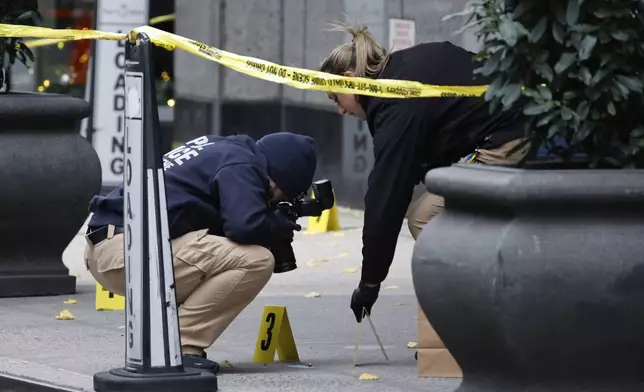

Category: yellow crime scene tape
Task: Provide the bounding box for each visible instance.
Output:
[22,13,177,49]
[0,22,489,99]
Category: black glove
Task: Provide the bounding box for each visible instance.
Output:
[269,210,301,243]
[350,282,381,322]
[275,208,302,231]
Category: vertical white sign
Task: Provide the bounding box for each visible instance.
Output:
[124,71,144,366]
[88,0,149,186]
[388,18,416,52]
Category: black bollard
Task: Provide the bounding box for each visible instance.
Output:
[93,32,217,392]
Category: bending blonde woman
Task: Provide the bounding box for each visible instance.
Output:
[320,23,528,322]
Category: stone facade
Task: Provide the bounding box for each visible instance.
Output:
[173,0,479,207]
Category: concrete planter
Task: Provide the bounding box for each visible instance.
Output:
[0,92,100,297]
[412,163,644,391]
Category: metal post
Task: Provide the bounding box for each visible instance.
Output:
[93,31,217,392]
[83,0,98,145]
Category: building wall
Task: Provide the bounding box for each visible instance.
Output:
[174,0,478,208]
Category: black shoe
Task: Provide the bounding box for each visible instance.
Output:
[183,353,220,374]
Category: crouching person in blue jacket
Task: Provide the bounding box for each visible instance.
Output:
[83,132,317,374]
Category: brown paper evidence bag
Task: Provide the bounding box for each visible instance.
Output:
[417,305,463,378]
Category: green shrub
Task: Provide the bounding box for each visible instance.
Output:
[448,0,644,168]
[0,0,41,91]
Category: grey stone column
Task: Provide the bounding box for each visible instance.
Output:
[174,0,223,142]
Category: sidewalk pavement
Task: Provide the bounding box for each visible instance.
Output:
[0,207,461,392]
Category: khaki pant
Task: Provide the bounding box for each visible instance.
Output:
[407,138,528,239]
[84,226,274,356]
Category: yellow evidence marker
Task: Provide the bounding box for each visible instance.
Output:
[95,283,125,311]
[253,305,299,363]
[306,193,340,233]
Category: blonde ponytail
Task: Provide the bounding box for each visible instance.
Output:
[320,22,391,80]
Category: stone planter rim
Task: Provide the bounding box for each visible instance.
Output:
[424,163,644,208]
[0,91,91,123]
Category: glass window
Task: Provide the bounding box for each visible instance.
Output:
[11,0,175,108]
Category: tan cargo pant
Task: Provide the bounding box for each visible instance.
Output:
[407,138,529,239]
[84,226,275,356]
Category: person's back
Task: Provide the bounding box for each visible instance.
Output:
[161,134,269,240]
[84,131,317,375]
[88,133,314,244]
[363,41,524,169]
[88,134,264,236]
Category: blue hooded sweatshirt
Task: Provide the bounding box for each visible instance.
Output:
[87,132,317,246]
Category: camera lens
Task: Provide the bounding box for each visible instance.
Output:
[270,242,298,274]
[273,260,297,273]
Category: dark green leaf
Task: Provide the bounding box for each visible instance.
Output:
[555,2,567,25]
[611,31,629,41]
[501,83,523,107]
[454,19,485,35]
[499,52,515,71]
[536,50,549,64]
[593,8,613,18]
[591,69,609,86]
[566,0,580,25]
[530,17,548,42]
[561,106,575,120]
[538,85,552,100]
[553,23,566,44]
[524,102,553,115]
[632,127,644,138]
[614,82,630,96]
[15,10,42,26]
[598,30,611,44]
[600,53,613,67]
[548,123,561,138]
[536,112,559,127]
[441,7,474,22]
[577,101,590,119]
[587,89,602,101]
[522,88,541,99]
[607,101,617,116]
[578,35,597,60]
[574,122,594,141]
[514,22,531,37]
[484,76,505,100]
[613,8,632,18]
[609,87,624,101]
[535,63,554,82]
[579,67,592,85]
[563,91,577,100]
[512,0,537,19]
[480,50,503,76]
[499,18,519,46]
[555,52,578,74]
[571,32,583,50]
[615,75,643,92]
[571,24,600,33]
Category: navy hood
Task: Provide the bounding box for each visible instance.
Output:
[256,132,317,200]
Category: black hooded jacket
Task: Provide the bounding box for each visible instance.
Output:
[357,41,525,285]
[87,133,316,247]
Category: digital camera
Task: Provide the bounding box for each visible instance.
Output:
[269,179,335,273]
